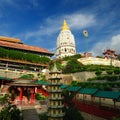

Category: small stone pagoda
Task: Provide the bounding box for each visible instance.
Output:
[47,64,64,120]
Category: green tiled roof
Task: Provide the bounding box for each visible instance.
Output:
[0,76,11,81]
[78,88,98,95]
[0,76,5,79]
[94,90,120,99]
[60,84,68,89]
[66,86,81,92]
[37,80,50,86]
[6,78,11,81]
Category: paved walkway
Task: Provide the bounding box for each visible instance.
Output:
[22,106,40,120]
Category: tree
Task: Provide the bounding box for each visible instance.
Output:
[64,105,84,120]
[0,94,22,120]
[63,59,83,73]
[0,105,22,120]
[63,90,84,120]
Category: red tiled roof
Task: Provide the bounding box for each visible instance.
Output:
[0,40,54,55]
[0,36,22,44]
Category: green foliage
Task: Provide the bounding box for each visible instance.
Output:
[49,59,63,70]
[62,90,74,104]
[36,93,46,100]
[63,90,84,120]
[87,77,97,81]
[0,105,22,120]
[106,75,119,81]
[0,94,10,105]
[56,61,63,70]
[64,106,84,120]
[118,54,120,60]
[71,81,78,86]
[62,59,83,73]
[112,116,120,120]
[106,70,114,75]
[20,74,34,79]
[0,95,22,120]
[0,47,50,64]
[39,113,48,120]
[63,54,82,61]
[73,82,120,91]
[95,70,102,76]
[114,68,120,74]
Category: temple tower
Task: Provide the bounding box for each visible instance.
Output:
[47,64,64,120]
[56,20,76,58]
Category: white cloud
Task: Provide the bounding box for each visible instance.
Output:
[22,12,96,40]
[66,14,96,30]
[91,34,120,56]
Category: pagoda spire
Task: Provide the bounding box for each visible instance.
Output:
[61,20,70,31]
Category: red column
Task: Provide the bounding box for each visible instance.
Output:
[30,88,34,105]
[20,88,23,105]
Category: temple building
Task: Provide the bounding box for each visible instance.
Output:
[56,20,76,58]
[0,36,54,72]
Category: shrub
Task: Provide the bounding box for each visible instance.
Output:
[87,77,97,81]
[0,105,22,120]
[20,74,34,79]
[64,106,84,120]
[36,93,46,100]
[95,70,102,76]
[39,113,48,120]
[106,70,113,75]
[107,75,118,81]
[114,68,120,74]
[62,59,83,73]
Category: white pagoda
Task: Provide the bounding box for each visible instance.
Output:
[56,20,76,58]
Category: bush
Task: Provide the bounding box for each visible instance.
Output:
[114,68,120,74]
[20,74,34,79]
[39,113,48,120]
[107,75,118,81]
[62,59,83,73]
[36,93,46,100]
[106,70,113,75]
[64,106,84,120]
[0,105,22,120]
[95,70,102,76]
[87,77,97,81]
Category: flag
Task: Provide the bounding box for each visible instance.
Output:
[83,30,88,37]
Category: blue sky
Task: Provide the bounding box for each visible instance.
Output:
[0,0,120,56]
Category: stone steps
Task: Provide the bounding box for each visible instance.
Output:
[22,106,39,120]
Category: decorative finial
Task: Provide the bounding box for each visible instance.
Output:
[61,20,70,31]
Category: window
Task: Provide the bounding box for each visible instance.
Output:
[65,48,67,52]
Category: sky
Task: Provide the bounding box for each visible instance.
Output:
[0,0,120,57]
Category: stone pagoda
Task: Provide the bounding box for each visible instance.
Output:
[47,64,64,120]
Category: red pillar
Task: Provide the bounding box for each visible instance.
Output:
[20,88,23,105]
[30,88,34,105]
